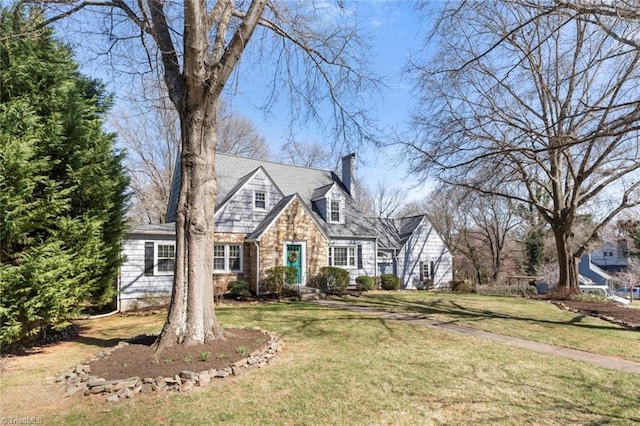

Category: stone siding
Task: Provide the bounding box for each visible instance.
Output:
[253,198,328,292]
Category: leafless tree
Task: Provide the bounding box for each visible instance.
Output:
[369,182,406,218]
[467,194,521,283]
[279,140,334,169]
[113,87,270,226]
[217,102,270,159]
[32,0,377,350]
[405,1,640,295]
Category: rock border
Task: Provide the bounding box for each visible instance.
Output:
[57,330,282,402]
[553,301,640,329]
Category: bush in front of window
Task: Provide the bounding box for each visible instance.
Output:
[262,266,298,296]
[380,274,401,290]
[311,266,350,295]
[228,281,251,299]
[355,275,375,291]
[415,278,434,291]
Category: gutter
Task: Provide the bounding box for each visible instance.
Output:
[254,241,261,296]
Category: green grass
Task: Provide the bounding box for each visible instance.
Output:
[337,291,640,362]
[2,298,640,425]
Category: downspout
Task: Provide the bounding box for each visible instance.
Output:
[374,237,379,282]
[254,241,261,296]
[81,247,122,320]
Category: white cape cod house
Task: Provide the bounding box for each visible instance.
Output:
[118,153,453,309]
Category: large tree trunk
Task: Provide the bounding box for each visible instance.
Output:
[155,102,223,352]
[553,227,581,297]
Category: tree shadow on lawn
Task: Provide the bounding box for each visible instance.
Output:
[338,294,627,333]
[229,303,397,340]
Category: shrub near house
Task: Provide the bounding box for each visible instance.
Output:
[380,274,402,290]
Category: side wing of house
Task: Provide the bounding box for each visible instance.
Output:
[327,237,377,284]
[119,227,176,310]
[396,217,453,289]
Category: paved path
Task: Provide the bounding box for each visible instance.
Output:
[314,299,640,374]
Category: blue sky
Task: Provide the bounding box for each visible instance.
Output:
[67,1,434,200]
[224,1,433,198]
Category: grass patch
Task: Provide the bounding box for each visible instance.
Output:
[2,301,640,424]
[335,292,640,362]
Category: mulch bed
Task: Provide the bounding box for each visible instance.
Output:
[553,300,640,329]
[89,328,268,380]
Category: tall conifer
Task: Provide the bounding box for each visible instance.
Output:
[0,5,128,347]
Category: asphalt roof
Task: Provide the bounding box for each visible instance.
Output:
[162,152,427,246]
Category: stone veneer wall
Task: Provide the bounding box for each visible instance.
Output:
[212,232,248,292]
[255,198,328,291]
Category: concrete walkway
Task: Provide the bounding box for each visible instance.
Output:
[314,299,640,374]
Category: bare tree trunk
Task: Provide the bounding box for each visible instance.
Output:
[156,102,223,351]
[553,227,580,297]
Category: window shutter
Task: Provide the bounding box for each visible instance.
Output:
[144,242,155,276]
[419,261,424,281]
[357,245,363,269]
[430,261,436,280]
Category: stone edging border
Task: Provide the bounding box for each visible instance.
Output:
[57,330,282,402]
[552,301,640,329]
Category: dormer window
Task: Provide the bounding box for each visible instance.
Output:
[254,191,266,210]
[330,200,341,223]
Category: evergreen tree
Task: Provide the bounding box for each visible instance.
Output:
[0,5,128,347]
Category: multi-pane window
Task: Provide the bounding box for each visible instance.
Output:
[214,244,242,273]
[214,245,226,271]
[157,244,175,273]
[421,260,436,280]
[330,200,341,223]
[328,246,356,267]
[254,191,266,210]
[228,245,241,271]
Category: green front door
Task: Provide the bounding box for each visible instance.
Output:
[286,244,302,284]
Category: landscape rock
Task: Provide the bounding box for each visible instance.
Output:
[179,371,197,380]
[214,370,230,379]
[58,331,283,399]
[179,380,194,392]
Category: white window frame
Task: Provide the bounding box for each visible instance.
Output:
[213,243,243,273]
[329,200,341,223]
[254,190,267,211]
[155,243,175,276]
[328,246,356,268]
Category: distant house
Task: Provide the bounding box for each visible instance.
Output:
[118,153,453,310]
[579,254,613,287]
[589,240,629,273]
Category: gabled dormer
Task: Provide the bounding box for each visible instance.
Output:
[214,166,284,233]
[312,183,345,225]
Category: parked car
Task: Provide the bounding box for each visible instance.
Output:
[614,287,640,299]
[580,285,612,298]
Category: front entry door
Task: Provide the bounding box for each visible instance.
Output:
[286,244,302,284]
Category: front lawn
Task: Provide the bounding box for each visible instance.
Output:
[336,292,640,362]
[1,296,639,424]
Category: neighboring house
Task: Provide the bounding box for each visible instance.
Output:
[589,240,629,273]
[118,153,453,309]
[578,254,613,287]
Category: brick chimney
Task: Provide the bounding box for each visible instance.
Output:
[341,153,356,197]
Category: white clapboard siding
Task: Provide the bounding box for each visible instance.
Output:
[119,235,175,306]
[327,238,377,284]
[396,218,453,289]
